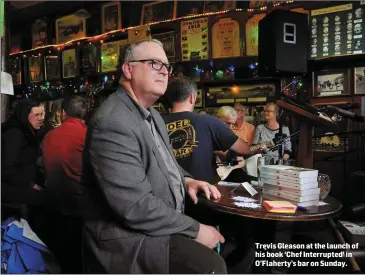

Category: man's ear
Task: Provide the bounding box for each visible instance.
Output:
[122,63,132,80]
[189,93,197,104]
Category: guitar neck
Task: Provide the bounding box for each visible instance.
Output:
[249,142,271,152]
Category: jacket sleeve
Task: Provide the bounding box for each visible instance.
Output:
[89,119,199,239]
[1,128,28,186]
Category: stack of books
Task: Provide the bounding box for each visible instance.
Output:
[263,200,297,213]
[260,165,320,207]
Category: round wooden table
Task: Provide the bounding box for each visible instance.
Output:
[199,185,342,221]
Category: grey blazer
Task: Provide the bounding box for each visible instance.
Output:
[82,89,200,274]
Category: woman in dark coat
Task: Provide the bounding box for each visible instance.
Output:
[1,99,49,207]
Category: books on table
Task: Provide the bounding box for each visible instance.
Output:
[261,165,320,207]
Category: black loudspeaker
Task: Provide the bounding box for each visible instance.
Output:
[259,10,308,75]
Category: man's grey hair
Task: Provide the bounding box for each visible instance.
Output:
[165,77,198,104]
[217,106,237,119]
[118,39,164,79]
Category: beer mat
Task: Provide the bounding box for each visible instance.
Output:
[231,196,258,203]
[233,202,262,209]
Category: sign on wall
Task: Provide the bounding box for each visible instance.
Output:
[181,17,209,61]
[212,17,241,58]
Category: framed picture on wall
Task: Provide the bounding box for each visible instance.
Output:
[203,0,236,13]
[31,19,47,48]
[29,56,43,83]
[81,44,99,73]
[355,66,365,94]
[56,14,86,44]
[8,57,22,85]
[152,31,176,63]
[312,69,351,98]
[195,89,203,108]
[141,0,177,25]
[45,55,61,80]
[102,2,122,33]
[62,49,77,79]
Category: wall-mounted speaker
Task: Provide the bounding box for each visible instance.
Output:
[259,10,308,75]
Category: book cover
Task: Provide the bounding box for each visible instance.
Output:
[263,200,297,213]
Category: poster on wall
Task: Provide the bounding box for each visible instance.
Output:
[8,57,22,85]
[128,26,151,43]
[45,56,60,80]
[309,3,365,59]
[153,32,176,63]
[181,17,209,61]
[313,133,348,152]
[81,44,98,73]
[56,14,86,44]
[203,1,236,13]
[176,2,204,17]
[31,19,47,48]
[355,67,365,94]
[312,69,350,97]
[141,0,177,25]
[101,40,127,73]
[62,49,77,79]
[245,13,266,56]
[353,2,364,54]
[212,17,241,58]
[29,56,43,83]
[102,2,122,33]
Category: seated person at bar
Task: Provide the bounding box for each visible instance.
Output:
[253,102,292,161]
[163,77,254,184]
[233,103,255,145]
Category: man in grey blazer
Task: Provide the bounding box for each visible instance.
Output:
[82,39,227,274]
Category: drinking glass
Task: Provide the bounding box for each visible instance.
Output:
[257,156,272,188]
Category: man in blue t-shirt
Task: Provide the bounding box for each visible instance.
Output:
[163,77,253,184]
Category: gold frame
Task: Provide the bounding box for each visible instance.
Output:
[101,1,122,34]
[140,0,177,25]
[56,14,86,44]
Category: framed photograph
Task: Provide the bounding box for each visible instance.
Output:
[56,14,86,44]
[102,2,121,33]
[45,55,61,80]
[29,56,43,83]
[141,0,177,25]
[31,19,47,48]
[355,67,365,94]
[8,57,22,85]
[205,84,275,107]
[312,69,351,98]
[62,49,77,79]
[81,44,99,73]
[152,31,176,63]
[101,40,128,73]
[195,89,203,108]
[203,0,236,13]
[176,1,204,17]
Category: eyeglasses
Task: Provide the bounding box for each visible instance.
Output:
[129,59,173,74]
[264,110,275,113]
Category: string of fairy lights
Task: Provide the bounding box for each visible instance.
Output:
[10,0,297,101]
[9,1,294,56]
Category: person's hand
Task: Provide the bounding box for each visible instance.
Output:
[33,183,43,191]
[283,153,290,160]
[196,224,225,249]
[185,178,221,204]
